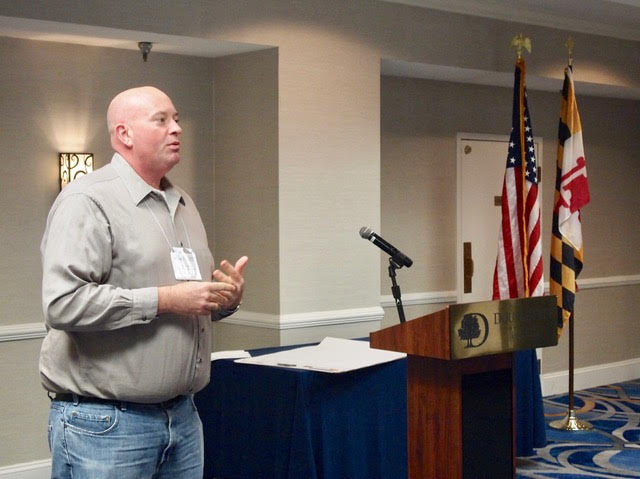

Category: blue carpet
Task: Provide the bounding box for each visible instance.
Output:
[516,378,640,478]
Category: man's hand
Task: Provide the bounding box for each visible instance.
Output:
[158,280,236,316]
[156,256,248,316]
[212,256,248,311]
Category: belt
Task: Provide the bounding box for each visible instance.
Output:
[52,393,186,408]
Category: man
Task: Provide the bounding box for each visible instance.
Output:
[40,86,248,478]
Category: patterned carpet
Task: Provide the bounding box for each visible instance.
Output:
[517,379,640,478]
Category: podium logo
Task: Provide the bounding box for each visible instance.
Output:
[457,313,489,348]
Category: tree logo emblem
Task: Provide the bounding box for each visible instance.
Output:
[457,313,489,348]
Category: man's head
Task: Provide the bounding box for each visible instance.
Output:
[107,86,182,187]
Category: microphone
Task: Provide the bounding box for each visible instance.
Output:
[359,226,413,268]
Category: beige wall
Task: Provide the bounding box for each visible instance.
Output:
[0,0,638,470]
[548,284,640,372]
[212,49,280,315]
[0,339,48,465]
[380,79,509,299]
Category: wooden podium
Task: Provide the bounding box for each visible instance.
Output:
[370,296,558,479]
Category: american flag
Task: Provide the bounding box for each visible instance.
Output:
[550,66,590,335]
[493,58,544,300]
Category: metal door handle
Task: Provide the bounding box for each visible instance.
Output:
[463,242,474,293]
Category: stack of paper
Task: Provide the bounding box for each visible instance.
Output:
[211,350,250,361]
[234,337,405,373]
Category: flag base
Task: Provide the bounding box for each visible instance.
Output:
[549,408,593,431]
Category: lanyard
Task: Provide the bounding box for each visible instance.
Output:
[144,194,202,281]
[144,198,193,251]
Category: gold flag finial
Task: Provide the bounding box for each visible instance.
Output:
[511,34,531,60]
[565,36,575,67]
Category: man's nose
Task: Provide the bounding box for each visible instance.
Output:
[171,119,182,134]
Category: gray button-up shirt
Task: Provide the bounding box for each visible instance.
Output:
[40,153,215,403]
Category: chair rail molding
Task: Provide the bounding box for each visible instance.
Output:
[0,322,46,342]
[1,274,637,341]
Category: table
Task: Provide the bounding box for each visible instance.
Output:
[194,345,408,479]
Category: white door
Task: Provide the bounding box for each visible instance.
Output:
[456,134,542,304]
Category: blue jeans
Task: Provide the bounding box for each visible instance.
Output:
[48,395,203,479]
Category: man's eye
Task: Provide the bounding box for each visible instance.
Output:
[156,117,166,123]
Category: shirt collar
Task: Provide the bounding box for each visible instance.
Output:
[110,153,184,214]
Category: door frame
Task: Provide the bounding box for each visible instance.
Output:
[456,132,509,303]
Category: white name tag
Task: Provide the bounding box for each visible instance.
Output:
[170,247,202,281]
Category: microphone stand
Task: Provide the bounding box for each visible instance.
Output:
[388,257,406,323]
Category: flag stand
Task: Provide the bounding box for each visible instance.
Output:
[549,312,592,431]
[549,39,592,432]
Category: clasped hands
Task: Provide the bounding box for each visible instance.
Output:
[158,256,248,316]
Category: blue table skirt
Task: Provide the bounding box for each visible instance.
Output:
[514,349,547,456]
[194,348,408,479]
[194,345,544,478]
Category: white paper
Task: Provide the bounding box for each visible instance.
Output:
[234,337,405,373]
[211,350,251,361]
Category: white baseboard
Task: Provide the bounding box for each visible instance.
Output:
[541,356,640,397]
[0,460,50,479]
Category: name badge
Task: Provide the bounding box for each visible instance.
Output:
[170,247,202,281]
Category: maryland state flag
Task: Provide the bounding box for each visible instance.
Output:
[550,66,590,336]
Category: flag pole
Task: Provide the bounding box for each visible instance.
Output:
[549,310,592,430]
[549,38,592,431]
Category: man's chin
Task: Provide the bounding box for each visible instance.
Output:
[166,155,181,167]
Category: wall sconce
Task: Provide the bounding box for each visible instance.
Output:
[59,153,93,190]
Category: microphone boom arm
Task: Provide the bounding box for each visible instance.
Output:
[388,258,406,323]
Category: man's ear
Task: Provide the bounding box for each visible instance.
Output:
[115,123,133,148]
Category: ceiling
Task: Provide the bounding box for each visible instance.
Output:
[1,1,638,99]
[2,0,638,57]
[382,0,640,42]
[382,0,640,99]
[0,15,267,58]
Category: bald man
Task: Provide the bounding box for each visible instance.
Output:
[40,86,247,478]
